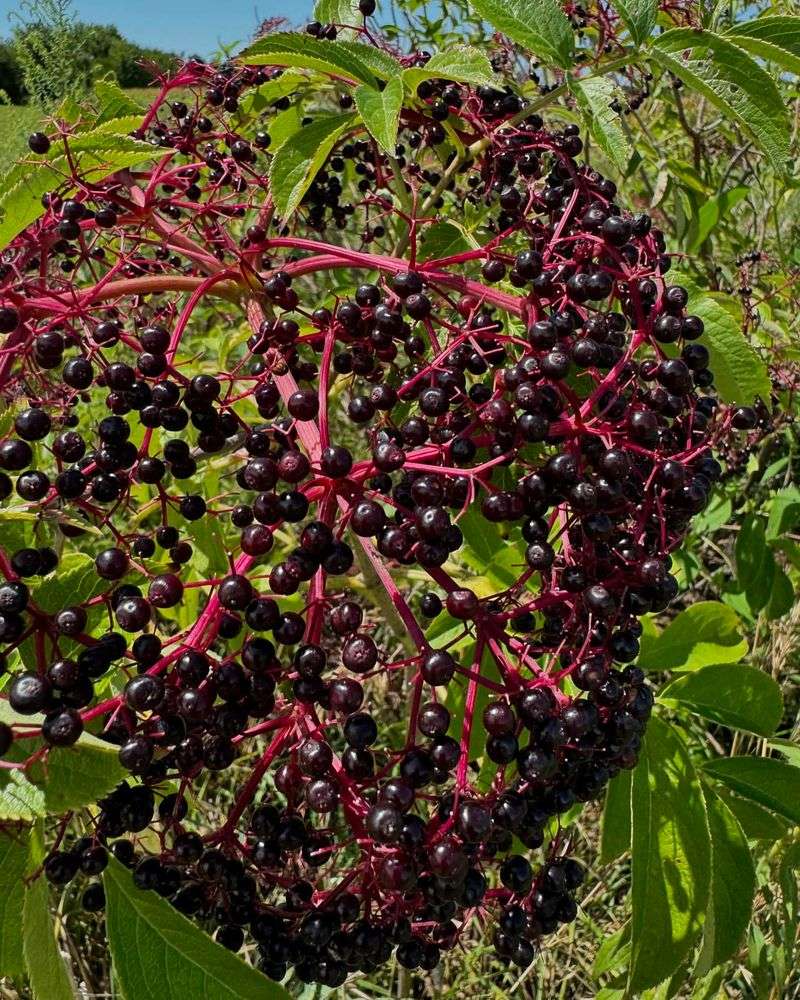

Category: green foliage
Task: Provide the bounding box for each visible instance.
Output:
[726,15,800,75]
[9,0,85,109]
[104,860,290,999]
[570,76,631,172]
[468,0,575,68]
[702,757,800,825]
[637,602,748,671]
[613,0,658,46]
[674,278,771,404]
[0,2,798,998]
[354,78,404,154]
[0,829,30,977]
[600,769,633,864]
[660,664,783,736]
[696,787,756,974]
[401,45,494,89]
[649,28,790,171]
[269,112,356,218]
[629,717,710,991]
[23,866,76,999]
[241,33,395,85]
[0,126,157,246]
[0,702,128,818]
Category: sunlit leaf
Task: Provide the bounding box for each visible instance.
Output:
[650,29,790,172]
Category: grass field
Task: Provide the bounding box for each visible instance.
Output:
[0,104,43,175]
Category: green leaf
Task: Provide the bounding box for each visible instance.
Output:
[419,220,479,261]
[0,827,30,977]
[614,0,658,45]
[38,732,127,814]
[403,46,495,91]
[313,0,362,37]
[600,768,632,863]
[238,72,307,116]
[0,130,158,249]
[593,922,631,978]
[457,508,519,590]
[239,33,379,85]
[649,29,790,173]
[337,41,403,81]
[696,786,756,975]
[186,516,230,577]
[660,664,783,736]
[671,275,771,405]
[685,185,749,252]
[726,16,800,76]
[354,78,404,155]
[629,717,710,992]
[767,738,800,768]
[268,105,304,151]
[104,859,287,999]
[571,77,631,172]
[468,0,574,69]
[23,875,76,1000]
[637,602,747,672]
[735,515,774,614]
[765,564,794,621]
[313,0,358,19]
[93,79,147,124]
[28,552,106,614]
[0,770,46,822]
[766,487,800,541]
[0,703,126,815]
[703,757,800,825]
[715,786,789,841]
[690,491,732,537]
[269,113,355,219]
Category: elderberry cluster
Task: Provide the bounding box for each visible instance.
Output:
[0,23,754,988]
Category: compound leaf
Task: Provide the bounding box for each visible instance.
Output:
[403,46,495,90]
[671,274,771,405]
[0,827,30,977]
[239,32,379,85]
[600,769,632,863]
[0,131,157,249]
[313,0,362,38]
[735,515,775,614]
[0,702,126,816]
[23,873,76,1000]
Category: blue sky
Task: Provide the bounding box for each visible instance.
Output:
[0,0,313,58]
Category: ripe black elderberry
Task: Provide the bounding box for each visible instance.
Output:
[0,30,748,987]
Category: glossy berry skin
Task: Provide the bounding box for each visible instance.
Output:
[9,673,51,714]
[28,131,51,154]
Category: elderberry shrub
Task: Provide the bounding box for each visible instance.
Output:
[0,23,752,989]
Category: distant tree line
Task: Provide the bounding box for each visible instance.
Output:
[0,22,184,103]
